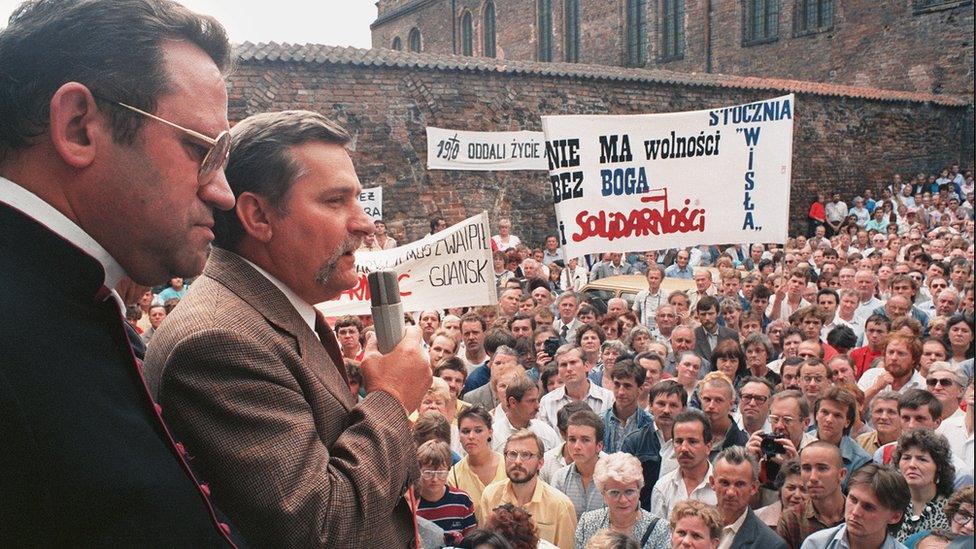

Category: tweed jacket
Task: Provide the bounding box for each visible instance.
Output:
[143,248,419,548]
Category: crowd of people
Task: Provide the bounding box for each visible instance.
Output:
[267,176,976,548]
[3,0,974,546]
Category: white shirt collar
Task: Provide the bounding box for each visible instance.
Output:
[239,255,316,337]
[0,176,125,291]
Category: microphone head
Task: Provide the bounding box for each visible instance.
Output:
[367,270,401,306]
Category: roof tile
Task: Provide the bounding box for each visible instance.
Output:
[232,42,970,107]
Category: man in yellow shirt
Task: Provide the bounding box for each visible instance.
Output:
[478,429,577,548]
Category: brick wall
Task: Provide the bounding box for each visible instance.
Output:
[370,0,974,97]
[226,49,969,247]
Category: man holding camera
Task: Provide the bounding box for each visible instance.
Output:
[746,390,816,506]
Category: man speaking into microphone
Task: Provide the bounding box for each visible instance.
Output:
[144,110,432,547]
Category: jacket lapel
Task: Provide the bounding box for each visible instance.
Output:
[204,248,355,411]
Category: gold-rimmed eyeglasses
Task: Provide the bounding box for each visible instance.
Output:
[95,95,230,185]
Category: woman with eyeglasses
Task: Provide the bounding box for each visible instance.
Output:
[415,440,477,544]
[893,429,956,541]
[575,452,669,548]
[449,406,506,516]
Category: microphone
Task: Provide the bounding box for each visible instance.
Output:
[368,270,405,354]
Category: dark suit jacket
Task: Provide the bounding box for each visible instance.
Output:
[731,508,789,549]
[143,248,418,548]
[0,203,236,546]
[619,425,663,512]
[693,325,739,360]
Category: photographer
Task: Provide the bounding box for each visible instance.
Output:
[745,390,815,506]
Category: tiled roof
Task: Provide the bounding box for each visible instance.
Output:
[234,42,971,108]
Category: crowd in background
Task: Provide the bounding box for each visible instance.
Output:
[127,167,976,549]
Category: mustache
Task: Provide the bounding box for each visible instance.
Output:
[314,236,362,285]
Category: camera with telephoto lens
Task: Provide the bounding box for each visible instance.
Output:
[759,433,786,458]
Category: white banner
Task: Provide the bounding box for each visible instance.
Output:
[426,127,548,171]
[541,95,794,259]
[357,186,382,220]
[316,212,497,316]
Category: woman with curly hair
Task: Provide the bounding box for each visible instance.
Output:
[483,503,556,549]
[893,429,957,541]
[575,453,670,548]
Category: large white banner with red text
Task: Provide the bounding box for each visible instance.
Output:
[316,212,497,316]
[541,95,794,258]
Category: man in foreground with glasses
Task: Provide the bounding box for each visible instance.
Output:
[478,429,577,548]
[0,0,241,545]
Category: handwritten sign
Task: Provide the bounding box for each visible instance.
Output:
[426,127,548,171]
[316,212,498,316]
[357,186,382,220]
[541,95,794,258]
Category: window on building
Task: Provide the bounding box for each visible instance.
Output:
[538,0,553,61]
[461,10,473,56]
[625,0,645,66]
[913,0,971,14]
[408,27,422,52]
[660,0,684,61]
[564,0,580,62]
[743,0,779,45]
[484,1,497,58]
[794,0,833,35]
[391,36,402,51]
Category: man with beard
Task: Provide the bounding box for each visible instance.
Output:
[800,464,909,549]
[778,442,847,549]
[621,379,687,510]
[858,334,926,406]
[710,447,787,549]
[143,111,431,546]
[479,430,577,547]
[649,409,717,520]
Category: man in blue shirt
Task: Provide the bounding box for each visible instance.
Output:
[664,249,694,279]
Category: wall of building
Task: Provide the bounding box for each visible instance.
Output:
[371,0,975,96]
[226,49,970,246]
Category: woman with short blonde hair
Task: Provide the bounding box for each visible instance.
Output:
[575,453,669,548]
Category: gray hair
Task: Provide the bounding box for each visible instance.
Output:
[927,362,968,388]
[715,446,759,482]
[216,110,352,250]
[492,345,519,362]
[601,340,628,355]
[937,288,960,305]
[742,332,774,359]
[594,452,644,492]
[868,390,902,415]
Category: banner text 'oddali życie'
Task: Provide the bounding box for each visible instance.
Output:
[541,94,795,258]
[426,127,548,171]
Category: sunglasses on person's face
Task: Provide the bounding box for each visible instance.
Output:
[926,378,955,388]
[96,95,230,185]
